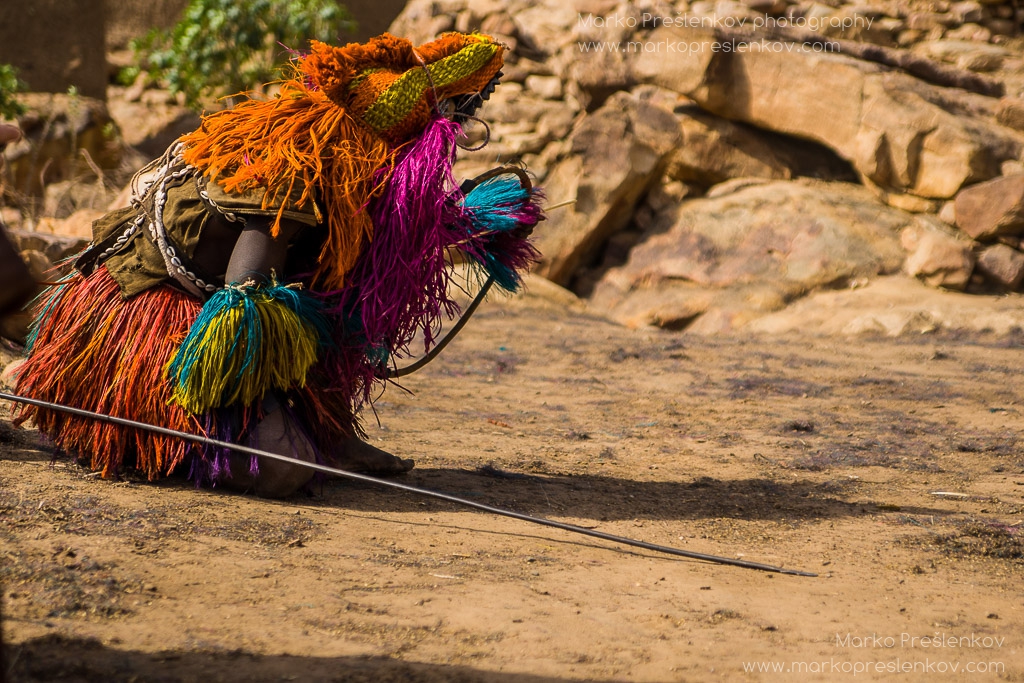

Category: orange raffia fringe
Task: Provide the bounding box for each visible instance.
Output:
[180,78,393,293]
[14,268,204,480]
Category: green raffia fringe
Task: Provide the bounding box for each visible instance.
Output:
[164,280,329,414]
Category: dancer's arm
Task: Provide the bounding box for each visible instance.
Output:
[225,217,302,284]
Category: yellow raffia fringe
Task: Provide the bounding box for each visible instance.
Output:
[165,290,322,415]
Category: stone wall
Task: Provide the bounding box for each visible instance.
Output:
[391,0,1024,332]
[104,0,189,50]
[0,0,108,100]
[0,0,411,98]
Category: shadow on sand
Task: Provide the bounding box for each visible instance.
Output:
[4,633,615,683]
[309,466,950,523]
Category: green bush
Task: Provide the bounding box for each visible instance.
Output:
[134,0,355,109]
[0,64,27,120]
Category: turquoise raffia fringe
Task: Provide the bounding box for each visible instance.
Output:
[461,175,542,292]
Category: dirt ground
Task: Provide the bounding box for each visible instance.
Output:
[1,281,1023,682]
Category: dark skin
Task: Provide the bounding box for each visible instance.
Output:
[0,229,31,318]
[0,123,34,322]
[194,217,413,497]
[224,224,293,284]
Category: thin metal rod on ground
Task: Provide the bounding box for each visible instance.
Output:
[0,391,817,577]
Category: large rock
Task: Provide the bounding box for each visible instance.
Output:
[953,174,1024,240]
[534,90,680,285]
[570,50,633,110]
[515,1,583,58]
[105,97,199,158]
[913,39,1012,72]
[748,275,1024,336]
[997,97,1024,132]
[666,104,858,186]
[452,80,579,185]
[900,218,975,290]
[589,179,911,329]
[465,83,578,158]
[975,243,1024,289]
[8,228,89,264]
[631,26,717,95]
[390,0,571,48]
[637,30,1023,199]
[35,208,105,241]
[668,107,795,185]
[42,179,116,219]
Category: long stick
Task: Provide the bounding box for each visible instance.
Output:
[0,391,816,577]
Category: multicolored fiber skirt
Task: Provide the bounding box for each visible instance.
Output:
[13,266,356,483]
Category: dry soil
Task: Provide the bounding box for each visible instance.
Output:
[2,282,1023,682]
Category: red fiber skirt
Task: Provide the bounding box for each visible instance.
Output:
[14,267,204,479]
[14,267,359,482]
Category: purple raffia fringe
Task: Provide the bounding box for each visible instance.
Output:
[340,116,467,356]
[322,115,543,403]
[191,411,246,485]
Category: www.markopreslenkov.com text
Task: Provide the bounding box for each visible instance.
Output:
[743,658,1005,675]
[577,39,839,54]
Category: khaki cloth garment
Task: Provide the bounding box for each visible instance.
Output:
[78,174,319,299]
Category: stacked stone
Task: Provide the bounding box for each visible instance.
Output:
[389,0,1023,329]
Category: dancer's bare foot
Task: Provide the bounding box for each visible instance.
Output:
[331,437,414,477]
[221,407,316,498]
[218,398,412,495]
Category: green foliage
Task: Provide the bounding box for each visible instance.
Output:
[134,0,354,109]
[115,65,141,87]
[0,64,27,120]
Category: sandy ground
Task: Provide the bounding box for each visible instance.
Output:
[1,281,1023,682]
